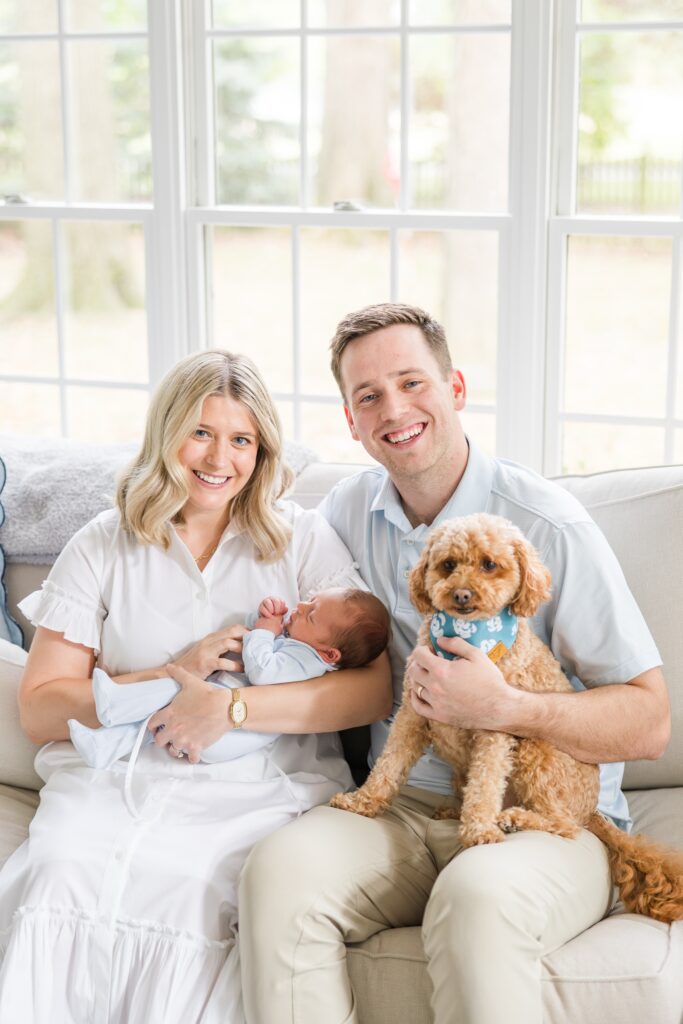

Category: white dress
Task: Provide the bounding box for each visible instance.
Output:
[0,503,359,1024]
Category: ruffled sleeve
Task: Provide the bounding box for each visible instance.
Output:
[18,515,110,654]
[290,507,367,599]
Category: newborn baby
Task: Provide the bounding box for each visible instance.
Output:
[69,587,390,768]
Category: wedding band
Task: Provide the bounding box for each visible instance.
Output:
[417,684,425,701]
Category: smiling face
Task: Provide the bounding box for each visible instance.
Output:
[339,323,466,483]
[177,393,259,519]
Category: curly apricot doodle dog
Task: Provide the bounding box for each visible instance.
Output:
[331,512,683,923]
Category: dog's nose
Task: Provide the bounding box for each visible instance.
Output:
[453,589,474,606]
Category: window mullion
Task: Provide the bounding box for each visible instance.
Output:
[292,225,302,440]
[51,217,68,436]
[664,237,681,462]
[147,0,189,383]
[497,0,552,472]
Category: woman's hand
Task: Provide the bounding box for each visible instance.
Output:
[148,663,231,764]
[174,625,248,679]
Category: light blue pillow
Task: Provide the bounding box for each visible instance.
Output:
[0,457,23,647]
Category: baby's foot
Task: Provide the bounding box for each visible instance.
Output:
[68,718,140,769]
[93,667,178,727]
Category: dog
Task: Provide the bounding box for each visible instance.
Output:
[331,512,683,923]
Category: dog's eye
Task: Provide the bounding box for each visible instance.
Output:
[442,559,457,573]
[481,559,497,572]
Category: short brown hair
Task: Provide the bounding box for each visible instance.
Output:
[329,302,452,397]
[333,589,391,670]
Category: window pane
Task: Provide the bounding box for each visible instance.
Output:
[410,0,511,26]
[308,35,400,208]
[397,230,498,405]
[62,222,147,384]
[212,0,299,29]
[411,33,510,211]
[300,228,390,396]
[580,0,683,21]
[564,236,671,418]
[300,401,375,463]
[67,386,148,443]
[0,1,56,33]
[276,400,294,440]
[308,0,399,28]
[675,430,683,462]
[561,421,664,474]
[68,40,151,202]
[577,32,683,214]
[460,410,496,456]
[0,221,59,377]
[0,42,64,199]
[677,252,683,419]
[64,0,147,31]
[209,226,293,394]
[0,382,61,435]
[214,38,299,205]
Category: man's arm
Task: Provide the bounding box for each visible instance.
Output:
[408,640,670,763]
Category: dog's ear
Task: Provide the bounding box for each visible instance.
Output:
[409,545,435,614]
[509,536,552,618]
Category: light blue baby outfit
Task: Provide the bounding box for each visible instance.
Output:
[69,625,334,769]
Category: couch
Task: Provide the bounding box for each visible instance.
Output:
[1,455,682,1023]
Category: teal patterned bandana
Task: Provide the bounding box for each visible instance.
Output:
[429,606,519,663]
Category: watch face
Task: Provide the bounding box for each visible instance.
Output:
[232,700,247,725]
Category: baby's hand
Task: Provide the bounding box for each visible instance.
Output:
[258,596,288,619]
[253,615,285,636]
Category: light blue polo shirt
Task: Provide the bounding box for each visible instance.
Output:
[319,440,662,829]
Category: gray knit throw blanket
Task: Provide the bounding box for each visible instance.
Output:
[0,434,319,564]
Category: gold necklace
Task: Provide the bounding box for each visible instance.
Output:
[195,541,219,565]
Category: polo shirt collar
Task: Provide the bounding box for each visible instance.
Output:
[370,437,496,534]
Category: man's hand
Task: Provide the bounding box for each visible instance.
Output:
[408,638,521,731]
[148,663,231,764]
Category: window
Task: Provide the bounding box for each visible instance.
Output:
[547,0,683,473]
[2,1,681,474]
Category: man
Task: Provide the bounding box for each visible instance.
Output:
[240,303,670,1024]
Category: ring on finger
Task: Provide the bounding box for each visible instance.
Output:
[169,744,185,759]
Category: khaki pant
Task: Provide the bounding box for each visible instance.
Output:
[239,786,613,1024]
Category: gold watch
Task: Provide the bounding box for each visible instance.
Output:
[228,688,248,729]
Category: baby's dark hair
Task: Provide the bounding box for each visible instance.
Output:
[334,589,391,669]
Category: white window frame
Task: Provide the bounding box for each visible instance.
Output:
[544,1,683,475]
[181,0,553,469]
[4,1,680,475]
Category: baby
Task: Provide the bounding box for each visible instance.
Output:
[69,587,390,768]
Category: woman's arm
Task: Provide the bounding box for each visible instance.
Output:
[149,653,393,764]
[19,627,99,743]
[19,624,249,744]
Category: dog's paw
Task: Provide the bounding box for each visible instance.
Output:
[432,806,460,821]
[459,821,504,847]
[496,811,521,834]
[329,792,380,817]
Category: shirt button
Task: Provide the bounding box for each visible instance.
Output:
[406,539,414,545]
[403,569,410,578]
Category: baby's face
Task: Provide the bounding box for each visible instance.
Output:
[286,589,346,651]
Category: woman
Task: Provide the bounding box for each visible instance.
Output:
[0,351,391,1023]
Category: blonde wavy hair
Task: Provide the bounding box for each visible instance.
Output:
[116,350,293,561]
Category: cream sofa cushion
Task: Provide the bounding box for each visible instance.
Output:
[0,640,43,791]
[559,466,683,789]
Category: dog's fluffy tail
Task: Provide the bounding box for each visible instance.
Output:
[586,812,683,923]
